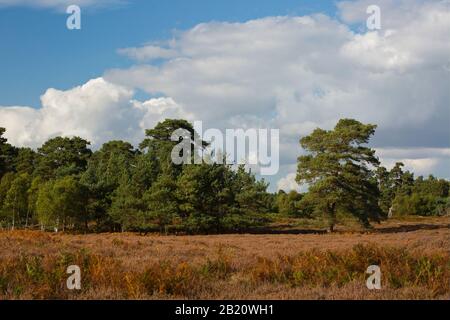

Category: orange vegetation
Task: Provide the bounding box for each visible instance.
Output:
[0,216,449,300]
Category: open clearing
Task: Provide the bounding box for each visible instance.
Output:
[0,216,449,300]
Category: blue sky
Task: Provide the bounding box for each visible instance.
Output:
[0,0,338,107]
[0,0,449,191]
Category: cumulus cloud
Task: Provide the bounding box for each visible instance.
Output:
[0,78,190,148]
[118,45,179,62]
[376,147,450,177]
[103,0,450,185]
[277,173,300,192]
[1,0,449,190]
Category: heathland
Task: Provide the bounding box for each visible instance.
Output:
[0,216,448,300]
[1,119,449,234]
[1,118,449,300]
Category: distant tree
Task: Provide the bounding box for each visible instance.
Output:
[144,173,180,233]
[0,128,17,178]
[0,128,6,145]
[176,162,267,233]
[1,118,446,234]
[396,166,415,196]
[413,175,449,198]
[376,162,414,216]
[82,140,136,190]
[233,165,270,215]
[3,173,31,229]
[80,140,138,230]
[391,174,450,217]
[177,162,235,233]
[435,197,450,216]
[36,181,55,230]
[35,136,92,179]
[109,174,146,232]
[0,172,15,210]
[296,119,382,232]
[27,176,44,227]
[139,119,207,176]
[132,152,160,192]
[36,176,87,232]
[14,147,37,175]
[376,166,393,214]
[276,190,304,216]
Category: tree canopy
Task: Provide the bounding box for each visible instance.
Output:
[296,119,383,231]
[0,119,448,233]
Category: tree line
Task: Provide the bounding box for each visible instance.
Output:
[0,119,448,233]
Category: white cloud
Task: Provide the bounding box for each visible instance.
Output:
[118,46,179,62]
[277,173,300,192]
[105,2,450,135]
[277,170,311,193]
[0,78,190,148]
[103,0,450,183]
[340,31,418,71]
[133,97,194,131]
[376,147,450,159]
[1,0,449,190]
[402,158,439,174]
[376,147,450,177]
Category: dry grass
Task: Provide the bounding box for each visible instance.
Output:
[0,216,449,300]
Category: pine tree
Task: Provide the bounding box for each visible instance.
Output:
[296,119,382,231]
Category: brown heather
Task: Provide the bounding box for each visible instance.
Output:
[0,216,449,300]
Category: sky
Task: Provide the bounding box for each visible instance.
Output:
[0,0,449,192]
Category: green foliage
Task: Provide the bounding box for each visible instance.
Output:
[14,148,37,175]
[35,182,55,230]
[296,119,383,231]
[2,173,31,229]
[276,190,305,216]
[0,172,15,209]
[391,175,450,217]
[80,140,138,230]
[139,119,207,176]
[177,162,235,233]
[82,140,136,191]
[0,119,448,233]
[36,176,87,231]
[27,177,44,227]
[376,162,417,215]
[234,166,270,215]
[109,175,147,232]
[0,128,17,179]
[144,173,179,232]
[175,163,270,233]
[35,136,92,179]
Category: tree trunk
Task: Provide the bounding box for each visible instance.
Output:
[25,208,30,228]
[388,206,393,218]
[327,203,337,233]
[12,195,16,230]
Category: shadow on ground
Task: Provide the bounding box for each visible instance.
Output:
[373,223,450,234]
[244,222,449,235]
[244,227,328,235]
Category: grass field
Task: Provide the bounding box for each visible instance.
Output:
[0,216,449,300]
